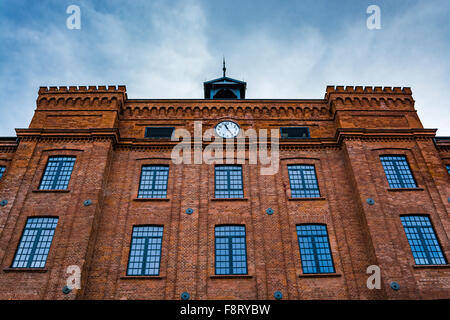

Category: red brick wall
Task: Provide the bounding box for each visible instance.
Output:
[0,85,448,300]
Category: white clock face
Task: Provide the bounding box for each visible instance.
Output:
[215,121,240,138]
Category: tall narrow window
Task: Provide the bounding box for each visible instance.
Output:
[39,156,76,190]
[215,165,244,198]
[137,166,169,198]
[288,165,321,198]
[215,225,247,275]
[12,217,58,268]
[296,224,335,274]
[127,225,164,276]
[380,155,417,188]
[0,166,5,180]
[400,215,446,265]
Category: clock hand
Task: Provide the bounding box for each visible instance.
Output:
[224,124,233,135]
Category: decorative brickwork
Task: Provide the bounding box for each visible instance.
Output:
[0,84,448,300]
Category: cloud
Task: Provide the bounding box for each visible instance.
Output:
[0,0,448,136]
[224,1,449,134]
[0,0,214,135]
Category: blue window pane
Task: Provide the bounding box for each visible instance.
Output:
[296,224,335,274]
[288,165,320,198]
[215,166,244,199]
[380,156,416,188]
[127,225,164,276]
[446,165,450,175]
[39,157,75,190]
[137,166,169,198]
[401,216,446,265]
[0,166,5,180]
[215,225,247,275]
[12,217,58,268]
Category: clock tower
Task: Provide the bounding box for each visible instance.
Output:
[203,59,247,99]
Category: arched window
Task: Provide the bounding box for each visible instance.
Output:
[213,88,238,99]
[137,165,169,198]
[380,155,416,188]
[400,215,446,265]
[39,156,76,190]
[12,217,58,268]
[215,225,247,275]
[288,165,320,198]
[127,225,164,276]
[296,224,335,274]
[0,166,5,180]
[215,165,244,198]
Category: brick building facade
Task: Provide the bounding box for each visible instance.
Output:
[0,74,449,300]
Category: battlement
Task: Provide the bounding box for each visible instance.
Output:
[325,86,412,97]
[324,85,415,110]
[36,85,127,109]
[38,85,127,94]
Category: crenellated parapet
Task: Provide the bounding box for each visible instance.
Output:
[325,86,423,130]
[37,85,127,109]
[28,84,425,137]
[30,86,128,131]
[325,86,415,110]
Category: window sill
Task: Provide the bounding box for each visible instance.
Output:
[211,198,249,202]
[120,275,166,280]
[3,268,48,273]
[412,264,450,269]
[298,273,341,278]
[133,198,170,202]
[288,197,326,201]
[210,275,253,279]
[32,189,70,193]
[387,188,424,192]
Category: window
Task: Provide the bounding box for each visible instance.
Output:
[400,215,446,265]
[280,127,310,139]
[215,225,247,275]
[11,217,58,268]
[288,165,321,198]
[215,165,244,198]
[39,156,76,190]
[213,89,238,99]
[145,127,175,139]
[137,165,169,198]
[0,166,5,180]
[446,164,450,175]
[127,225,164,276]
[296,224,335,274]
[380,155,416,188]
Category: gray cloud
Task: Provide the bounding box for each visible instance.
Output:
[0,0,448,136]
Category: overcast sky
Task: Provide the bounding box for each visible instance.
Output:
[0,0,449,136]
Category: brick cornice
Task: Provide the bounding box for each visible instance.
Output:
[336,128,436,143]
[0,138,18,153]
[15,128,119,144]
[9,127,438,151]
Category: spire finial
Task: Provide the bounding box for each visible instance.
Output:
[222,57,226,77]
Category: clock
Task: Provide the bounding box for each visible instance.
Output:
[215,121,240,138]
